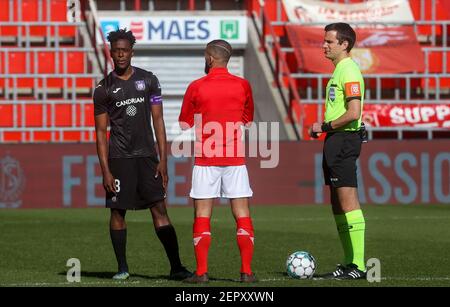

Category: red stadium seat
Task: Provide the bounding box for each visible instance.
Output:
[21,0,39,21]
[0,103,14,127]
[54,104,73,127]
[63,131,82,141]
[84,104,95,127]
[0,0,11,21]
[24,104,44,127]
[63,51,85,73]
[0,52,4,73]
[7,52,33,88]
[32,131,52,141]
[37,51,56,73]
[67,77,94,89]
[3,132,23,142]
[50,0,68,21]
[0,0,18,36]
[49,0,76,37]
[8,52,27,73]
[45,78,64,88]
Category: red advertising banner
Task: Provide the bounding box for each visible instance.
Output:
[0,142,448,208]
[286,25,425,74]
[363,104,450,128]
[295,103,450,132]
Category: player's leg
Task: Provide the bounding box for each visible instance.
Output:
[149,200,192,280]
[230,198,256,283]
[222,165,255,282]
[110,208,130,279]
[334,186,366,279]
[184,198,213,283]
[184,166,221,283]
[333,133,366,278]
[315,187,350,280]
[320,133,366,279]
[107,158,136,280]
[136,157,191,280]
[330,186,353,267]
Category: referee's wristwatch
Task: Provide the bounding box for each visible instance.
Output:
[321,121,333,132]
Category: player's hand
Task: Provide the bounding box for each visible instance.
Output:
[155,161,168,189]
[103,171,116,194]
[309,122,322,139]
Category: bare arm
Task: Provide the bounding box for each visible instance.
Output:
[95,113,116,193]
[151,104,168,189]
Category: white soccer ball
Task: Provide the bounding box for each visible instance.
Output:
[286,251,316,279]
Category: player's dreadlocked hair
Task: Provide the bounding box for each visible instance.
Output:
[107,28,136,48]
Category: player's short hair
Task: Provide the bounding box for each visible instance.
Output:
[206,39,232,63]
[107,28,136,48]
[325,23,356,53]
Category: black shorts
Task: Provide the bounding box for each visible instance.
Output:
[322,131,362,188]
[106,156,166,210]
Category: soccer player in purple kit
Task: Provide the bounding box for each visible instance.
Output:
[93,29,192,281]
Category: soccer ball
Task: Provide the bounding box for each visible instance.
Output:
[286,251,316,279]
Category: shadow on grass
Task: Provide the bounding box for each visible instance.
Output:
[58,271,236,283]
[58,271,167,280]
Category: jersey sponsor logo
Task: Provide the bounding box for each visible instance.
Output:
[135,80,146,91]
[345,82,361,97]
[329,87,336,102]
[126,105,137,117]
[113,87,121,93]
[115,97,144,107]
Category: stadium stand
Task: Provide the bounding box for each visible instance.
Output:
[0,0,103,142]
[0,0,448,143]
[249,0,450,140]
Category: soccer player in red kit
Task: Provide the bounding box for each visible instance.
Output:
[179,39,256,283]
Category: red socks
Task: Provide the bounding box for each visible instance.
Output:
[236,217,254,274]
[193,217,211,276]
[193,216,255,275]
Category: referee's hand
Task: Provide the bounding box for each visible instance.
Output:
[309,123,322,139]
[155,162,168,190]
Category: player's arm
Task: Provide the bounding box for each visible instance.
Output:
[93,82,116,193]
[325,98,361,130]
[311,99,361,135]
[311,79,362,135]
[95,113,116,193]
[242,80,255,127]
[178,83,195,130]
[149,76,168,189]
[151,104,168,189]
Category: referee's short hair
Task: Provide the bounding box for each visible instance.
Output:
[206,39,232,63]
[325,23,356,53]
[107,28,136,48]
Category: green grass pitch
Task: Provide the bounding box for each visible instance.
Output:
[1,205,450,287]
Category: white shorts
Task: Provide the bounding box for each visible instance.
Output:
[190,165,253,199]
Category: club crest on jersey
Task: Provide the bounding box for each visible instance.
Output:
[135,80,145,91]
[329,87,336,102]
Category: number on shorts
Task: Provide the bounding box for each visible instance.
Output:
[115,179,121,193]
